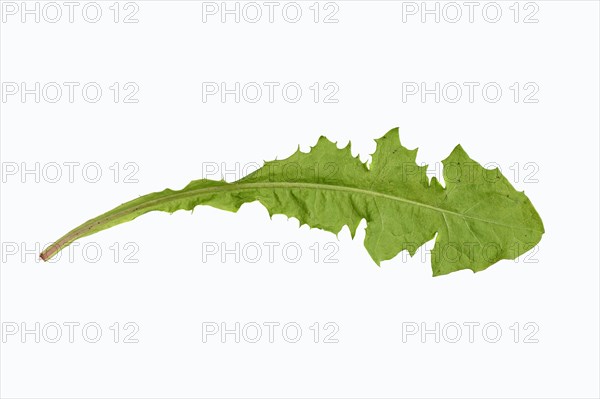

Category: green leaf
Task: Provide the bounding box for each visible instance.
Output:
[40,128,544,276]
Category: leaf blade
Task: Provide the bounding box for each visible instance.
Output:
[40,128,544,276]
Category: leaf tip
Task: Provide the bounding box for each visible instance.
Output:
[316,135,331,145]
[386,127,400,136]
[376,127,400,143]
[451,143,468,157]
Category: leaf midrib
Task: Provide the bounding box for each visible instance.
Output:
[44,180,540,259]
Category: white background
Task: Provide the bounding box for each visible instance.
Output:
[1,1,599,398]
